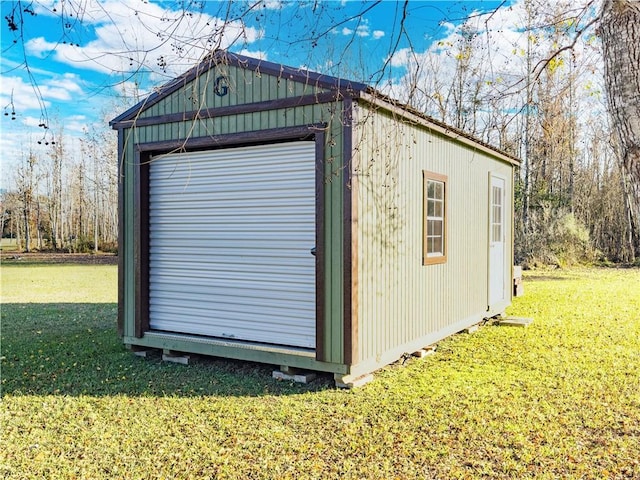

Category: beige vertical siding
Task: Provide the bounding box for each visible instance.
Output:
[352,102,513,370]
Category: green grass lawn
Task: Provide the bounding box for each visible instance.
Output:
[0,238,18,253]
[1,264,639,479]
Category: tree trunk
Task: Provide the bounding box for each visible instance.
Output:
[22,195,30,253]
[621,167,638,261]
[599,0,640,257]
[15,214,21,251]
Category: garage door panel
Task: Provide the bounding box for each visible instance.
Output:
[150,276,315,291]
[150,260,313,275]
[148,141,317,349]
[149,173,313,190]
[149,212,313,224]
[150,255,312,269]
[150,299,315,321]
[150,315,315,345]
[149,289,315,309]
[149,306,315,335]
[150,322,315,346]
[152,155,313,170]
[151,207,314,216]
[149,249,314,264]
[151,270,315,284]
[150,231,313,242]
[150,192,314,207]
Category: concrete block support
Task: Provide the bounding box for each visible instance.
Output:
[272,367,317,384]
[162,350,192,365]
[334,373,374,389]
[498,317,534,328]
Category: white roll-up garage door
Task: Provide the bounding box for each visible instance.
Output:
[148,141,317,349]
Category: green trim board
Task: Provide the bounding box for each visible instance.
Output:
[130,126,331,358]
[123,335,349,375]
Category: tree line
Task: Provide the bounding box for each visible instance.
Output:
[2,122,118,253]
[386,0,639,266]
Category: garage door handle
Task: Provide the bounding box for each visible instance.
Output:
[310,247,316,256]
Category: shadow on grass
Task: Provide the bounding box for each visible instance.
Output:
[1,303,334,398]
[525,274,576,282]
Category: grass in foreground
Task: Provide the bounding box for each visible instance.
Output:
[1,265,639,479]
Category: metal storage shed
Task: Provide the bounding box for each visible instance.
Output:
[111,51,519,386]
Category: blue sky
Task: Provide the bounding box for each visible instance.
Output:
[1,0,518,186]
[1,2,508,122]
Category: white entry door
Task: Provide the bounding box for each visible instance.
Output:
[488,174,506,307]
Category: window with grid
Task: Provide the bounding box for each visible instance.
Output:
[423,171,447,265]
[491,185,503,242]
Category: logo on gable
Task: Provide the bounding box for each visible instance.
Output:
[214,76,229,97]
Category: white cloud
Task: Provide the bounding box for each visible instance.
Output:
[0,126,23,157]
[116,81,152,100]
[22,115,49,128]
[258,0,284,9]
[341,19,377,38]
[439,21,457,36]
[0,58,55,77]
[1,76,52,112]
[238,49,268,60]
[24,37,58,58]
[44,74,84,101]
[26,0,263,79]
[0,73,85,118]
[0,69,107,162]
[356,25,370,37]
[388,48,413,68]
[64,115,91,134]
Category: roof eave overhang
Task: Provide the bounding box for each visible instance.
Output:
[355,90,520,167]
[109,51,521,167]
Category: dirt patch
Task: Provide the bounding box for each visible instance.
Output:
[1,252,118,265]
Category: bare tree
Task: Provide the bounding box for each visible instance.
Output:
[43,127,64,250]
[14,151,40,252]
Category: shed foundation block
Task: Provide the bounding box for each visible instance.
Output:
[272,367,317,384]
[126,344,153,358]
[162,350,192,365]
[465,324,480,334]
[412,346,436,358]
[334,373,374,389]
[498,317,534,328]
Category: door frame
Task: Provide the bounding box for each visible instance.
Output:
[131,125,327,356]
[487,172,507,311]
